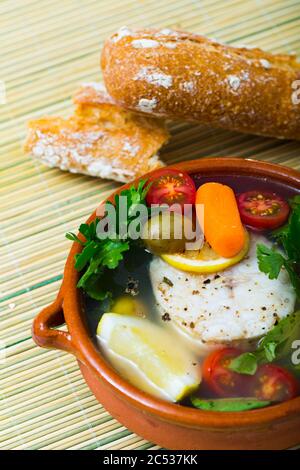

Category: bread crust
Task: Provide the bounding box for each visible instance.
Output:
[24,83,168,183]
[101,27,300,140]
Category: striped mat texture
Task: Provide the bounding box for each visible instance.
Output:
[1,0,300,450]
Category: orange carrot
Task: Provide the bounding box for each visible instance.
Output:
[196,182,246,258]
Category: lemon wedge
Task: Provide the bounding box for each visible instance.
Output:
[161,231,250,273]
[97,313,201,402]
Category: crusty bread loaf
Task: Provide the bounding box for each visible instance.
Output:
[101,27,300,140]
[24,83,169,183]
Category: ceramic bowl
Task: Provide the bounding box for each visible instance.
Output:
[32,158,300,450]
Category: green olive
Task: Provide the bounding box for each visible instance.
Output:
[111,296,146,318]
[142,211,195,254]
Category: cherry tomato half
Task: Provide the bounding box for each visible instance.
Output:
[249,364,298,402]
[237,191,290,230]
[146,168,196,212]
[202,348,250,398]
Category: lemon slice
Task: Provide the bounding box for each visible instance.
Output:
[97,313,201,402]
[161,231,250,273]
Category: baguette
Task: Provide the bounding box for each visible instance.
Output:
[24,83,169,183]
[101,27,300,140]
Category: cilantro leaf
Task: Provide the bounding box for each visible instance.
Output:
[83,273,113,301]
[257,196,300,299]
[83,271,121,302]
[75,241,101,271]
[283,261,300,299]
[262,341,277,362]
[77,239,130,290]
[230,312,300,375]
[78,223,93,241]
[65,180,149,300]
[100,240,130,270]
[289,195,300,210]
[260,312,300,362]
[65,232,84,245]
[285,206,300,262]
[257,244,285,280]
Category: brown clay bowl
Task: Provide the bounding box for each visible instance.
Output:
[32,157,300,450]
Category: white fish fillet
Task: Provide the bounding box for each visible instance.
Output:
[149,234,296,348]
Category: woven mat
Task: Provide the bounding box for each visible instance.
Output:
[1,0,300,450]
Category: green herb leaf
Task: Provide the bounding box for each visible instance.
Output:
[229,352,258,375]
[289,195,300,210]
[84,273,113,301]
[83,271,120,301]
[74,241,100,271]
[190,397,271,412]
[260,312,300,366]
[66,180,149,300]
[100,240,130,270]
[283,206,300,262]
[257,244,285,280]
[257,197,300,299]
[65,232,84,245]
[78,223,92,241]
[259,312,299,355]
[283,261,300,298]
[262,341,277,362]
[231,312,300,375]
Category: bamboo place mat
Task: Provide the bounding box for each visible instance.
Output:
[1,0,300,451]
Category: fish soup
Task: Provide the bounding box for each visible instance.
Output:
[78,169,300,412]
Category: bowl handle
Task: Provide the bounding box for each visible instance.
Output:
[32,286,79,357]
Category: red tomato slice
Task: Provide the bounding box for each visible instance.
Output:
[146,168,196,212]
[237,191,290,230]
[249,364,298,402]
[202,348,250,398]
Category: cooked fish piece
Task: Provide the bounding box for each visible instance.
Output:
[149,234,296,349]
[24,83,169,183]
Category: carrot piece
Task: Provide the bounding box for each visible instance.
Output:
[196,182,246,258]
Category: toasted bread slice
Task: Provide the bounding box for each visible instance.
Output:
[24,83,169,182]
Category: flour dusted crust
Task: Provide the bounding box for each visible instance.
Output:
[102,27,300,140]
[24,83,169,183]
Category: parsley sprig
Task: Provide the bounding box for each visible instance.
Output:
[66,180,150,300]
[229,312,300,375]
[257,195,300,298]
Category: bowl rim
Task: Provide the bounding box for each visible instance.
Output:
[62,157,300,429]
